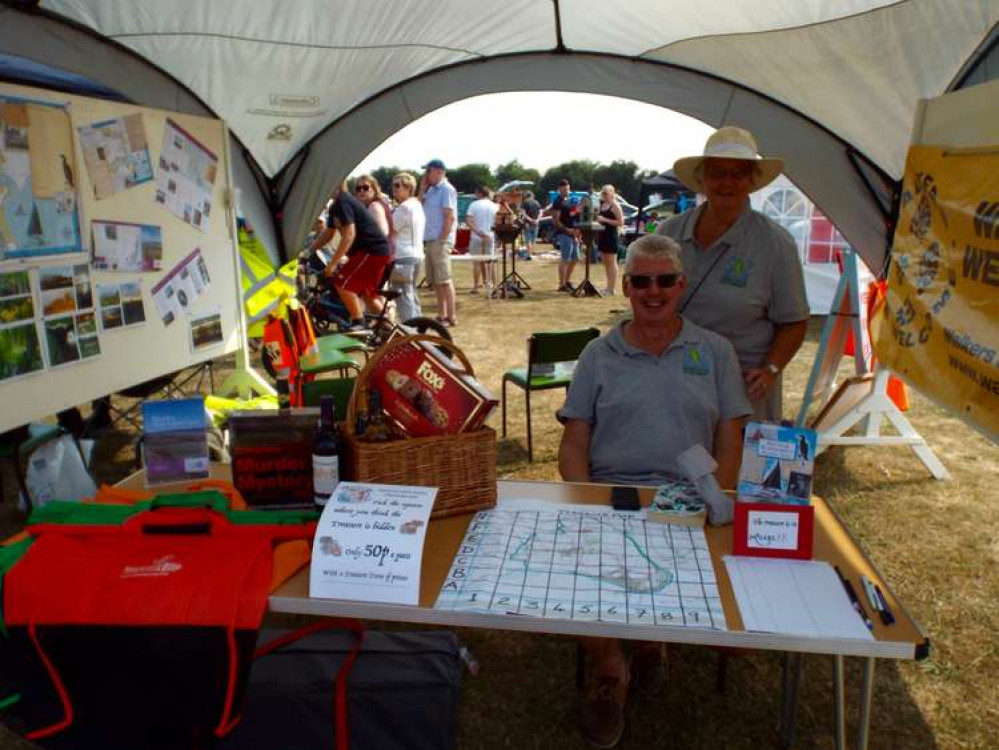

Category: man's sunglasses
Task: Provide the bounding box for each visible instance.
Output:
[627,273,680,289]
[355,184,372,192]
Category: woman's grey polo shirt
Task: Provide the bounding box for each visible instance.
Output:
[656,203,809,372]
[559,320,751,486]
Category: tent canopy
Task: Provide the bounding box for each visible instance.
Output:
[3,1,997,271]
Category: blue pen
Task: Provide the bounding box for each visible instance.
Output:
[834,566,873,631]
[873,583,896,626]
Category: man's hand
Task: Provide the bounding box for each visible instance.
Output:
[323,262,336,279]
[744,367,777,402]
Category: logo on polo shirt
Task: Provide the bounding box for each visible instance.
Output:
[682,344,711,375]
[720,255,751,287]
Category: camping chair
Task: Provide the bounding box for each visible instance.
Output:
[502,327,600,462]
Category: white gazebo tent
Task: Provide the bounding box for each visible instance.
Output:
[1,1,996,272]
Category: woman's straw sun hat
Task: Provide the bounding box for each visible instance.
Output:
[673,126,784,193]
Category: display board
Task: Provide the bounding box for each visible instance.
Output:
[0,82,240,432]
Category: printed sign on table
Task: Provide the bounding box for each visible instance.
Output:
[310,482,436,606]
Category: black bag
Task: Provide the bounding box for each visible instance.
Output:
[220,625,462,750]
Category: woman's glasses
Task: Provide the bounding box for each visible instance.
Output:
[627,273,680,289]
[392,182,406,189]
[355,184,372,193]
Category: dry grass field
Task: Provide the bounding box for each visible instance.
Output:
[1,250,996,749]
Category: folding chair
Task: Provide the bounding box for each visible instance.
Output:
[501,327,599,462]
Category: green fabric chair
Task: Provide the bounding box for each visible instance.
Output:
[501,327,599,462]
[298,335,363,378]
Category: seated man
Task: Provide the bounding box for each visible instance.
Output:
[558,234,750,748]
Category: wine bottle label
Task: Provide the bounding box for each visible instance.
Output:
[312,454,340,505]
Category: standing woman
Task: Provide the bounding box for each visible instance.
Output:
[596,184,624,295]
[353,174,394,255]
[389,172,426,321]
[658,126,809,421]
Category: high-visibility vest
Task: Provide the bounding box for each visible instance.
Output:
[238,225,296,338]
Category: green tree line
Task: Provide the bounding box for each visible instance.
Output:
[364,159,661,205]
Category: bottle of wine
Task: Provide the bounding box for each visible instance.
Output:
[312,395,340,507]
[361,388,393,442]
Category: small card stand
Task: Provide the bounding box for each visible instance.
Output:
[733,502,815,560]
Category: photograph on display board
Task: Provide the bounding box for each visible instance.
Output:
[0,96,84,263]
[92,220,163,271]
[0,269,43,382]
[98,279,146,331]
[154,118,216,233]
[37,263,101,368]
[77,113,153,199]
[189,307,223,352]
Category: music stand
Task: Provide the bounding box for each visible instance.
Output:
[572,226,603,297]
[491,224,527,299]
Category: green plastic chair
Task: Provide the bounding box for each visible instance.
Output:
[298,336,362,378]
[501,327,599,462]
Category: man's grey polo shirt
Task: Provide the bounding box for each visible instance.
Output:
[656,203,809,371]
[559,320,751,486]
[423,178,458,245]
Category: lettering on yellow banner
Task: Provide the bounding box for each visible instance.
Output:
[872,147,999,440]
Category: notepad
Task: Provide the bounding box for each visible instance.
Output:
[724,556,873,640]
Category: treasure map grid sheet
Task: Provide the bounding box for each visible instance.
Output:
[435,509,726,630]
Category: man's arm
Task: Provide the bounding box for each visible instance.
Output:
[711,416,745,490]
[744,319,808,401]
[558,419,592,482]
[323,223,356,276]
[439,207,455,242]
[309,226,337,254]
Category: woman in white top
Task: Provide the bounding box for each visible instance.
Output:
[389,172,426,321]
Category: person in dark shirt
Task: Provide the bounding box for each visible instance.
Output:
[519,191,541,259]
[309,183,391,330]
[549,179,580,291]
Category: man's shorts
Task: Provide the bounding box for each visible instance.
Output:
[522,225,538,245]
[424,240,453,285]
[333,251,391,298]
[468,233,495,257]
[555,232,580,261]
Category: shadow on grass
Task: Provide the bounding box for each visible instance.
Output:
[455,632,939,750]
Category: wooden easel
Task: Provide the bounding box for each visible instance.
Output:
[796,250,950,480]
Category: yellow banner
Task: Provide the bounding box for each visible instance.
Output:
[872,146,999,440]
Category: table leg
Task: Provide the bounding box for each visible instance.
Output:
[779,652,805,749]
[856,657,875,750]
[834,655,846,750]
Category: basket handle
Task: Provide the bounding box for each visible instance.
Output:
[345,333,473,437]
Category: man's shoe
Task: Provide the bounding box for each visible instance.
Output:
[343,320,367,332]
[580,675,628,749]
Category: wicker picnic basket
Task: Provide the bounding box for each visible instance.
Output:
[344,333,497,519]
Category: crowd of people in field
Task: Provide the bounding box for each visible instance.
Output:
[306,159,646,330]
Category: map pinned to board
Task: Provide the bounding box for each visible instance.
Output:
[436,508,727,630]
[0,96,84,263]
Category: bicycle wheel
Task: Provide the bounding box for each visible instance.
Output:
[402,316,453,342]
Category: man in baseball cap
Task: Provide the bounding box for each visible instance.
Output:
[419,159,458,325]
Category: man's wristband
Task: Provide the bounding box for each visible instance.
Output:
[764,363,780,376]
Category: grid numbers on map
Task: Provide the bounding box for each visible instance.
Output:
[435,509,726,630]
